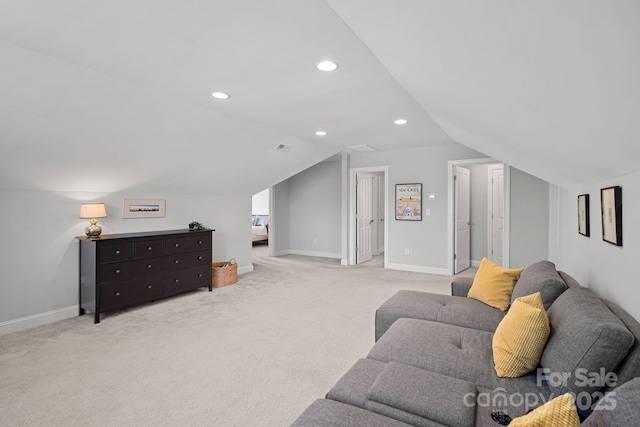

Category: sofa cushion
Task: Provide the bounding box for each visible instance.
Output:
[582,377,640,427]
[601,298,640,389]
[541,286,635,400]
[511,260,567,310]
[367,318,549,397]
[493,292,550,378]
[326,358,387,408]
[290,398,414,427]
[367,362,476,427]
[509,393,580,426]
[468,258,523,311]
[327,359,476,426]
[375,290,506,340]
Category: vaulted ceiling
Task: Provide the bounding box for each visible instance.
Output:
[1,1,639,195]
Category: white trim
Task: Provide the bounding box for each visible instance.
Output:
[348,165,389,267]
[486,163,504,265]
[271,248,341,259]
[289,249,341,259]
[0,306,77,336]
[503,165,511,268]
[471,259,482,268]
[447,158,511,274]
[238,264,254,275]
[386,262,449,276]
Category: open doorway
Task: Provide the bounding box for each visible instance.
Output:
[447,159,510,275]
[252,188,270,259]
[348,166,388,266]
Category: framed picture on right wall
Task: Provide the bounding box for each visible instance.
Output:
[601,186,622,246]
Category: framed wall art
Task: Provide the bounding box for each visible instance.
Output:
[395,183,422,221]
[600,186,622,246]
[122,198,166,219]
[577,194,590,236]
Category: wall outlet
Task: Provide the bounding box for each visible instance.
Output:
[425,209,431,216]
[313,238,318,244]
[404,248,410,255]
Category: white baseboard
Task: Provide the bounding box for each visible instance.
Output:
[237,264,254,275]
[0,306,78,336]
[289,249,341,259]
[385,262,450,276]
[272,249,341,259]
[471,260,482,268]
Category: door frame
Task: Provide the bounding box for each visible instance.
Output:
[454,165,471,273]
[447,158,511,275]
[348,166,389,266]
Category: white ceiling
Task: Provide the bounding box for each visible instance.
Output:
[1,1,639,195]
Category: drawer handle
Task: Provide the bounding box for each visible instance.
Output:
[147,264,153,269]
[198,256,203,260]
[115,292,120,296]
[174,279,179,283]
[198,240,203,244]
[147,285,152,289]
[115,269,121,274]
[198,273,203,278]
[174,243,180,247]
[115,250,121,255]
[174,260,179,264]
[147,246,153,251]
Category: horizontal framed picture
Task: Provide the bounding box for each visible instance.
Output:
[395,183,422,221]
[578,194,590,236]
[122,198,166,219]
[600,186,622,246]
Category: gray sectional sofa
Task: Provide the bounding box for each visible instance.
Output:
[292,261,640,426]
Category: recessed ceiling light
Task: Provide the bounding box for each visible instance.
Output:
[317,61,338,72]
[394,119,408,125]
[315,131,327,136]
[211,92,230,100]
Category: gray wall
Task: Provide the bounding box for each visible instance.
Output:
[468,163,489,264]
[554,169,640,321]
[273,160,342,258]
[509,168,550,267]
[0,188,251,331]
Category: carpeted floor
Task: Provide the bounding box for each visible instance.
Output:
[0,246,475,426]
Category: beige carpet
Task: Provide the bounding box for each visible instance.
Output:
[0,246,474,426]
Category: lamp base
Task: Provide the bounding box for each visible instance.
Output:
[85,219,103,237]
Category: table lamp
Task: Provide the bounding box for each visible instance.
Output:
[80,202,107,237]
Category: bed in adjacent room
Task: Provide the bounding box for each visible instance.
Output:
[252,215,269,243]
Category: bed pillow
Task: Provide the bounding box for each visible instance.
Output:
[493,292,550,378]
[467,258,523,311]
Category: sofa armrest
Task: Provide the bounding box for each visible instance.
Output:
[451,277,473,297]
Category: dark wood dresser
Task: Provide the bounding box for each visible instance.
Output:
[78,229,213,323]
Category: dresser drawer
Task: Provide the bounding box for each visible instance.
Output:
[163,265,210,295]
[189,232,212,250]
[164,237,189,255]
[163,250,211,272]
[100,275,163,309]
[134,239,163,259]
[100,257,162,283]
[99,242,134,263]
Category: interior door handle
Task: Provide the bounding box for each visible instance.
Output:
[370,219,374,224]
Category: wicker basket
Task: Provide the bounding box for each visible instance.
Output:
[212,259,237,288]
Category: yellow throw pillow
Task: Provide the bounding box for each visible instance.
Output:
[493,292,550,377]
[509,393,580,426]
[467,258,523,311]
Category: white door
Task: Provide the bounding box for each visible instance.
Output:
[488,165,505,265]
[356,173,374,264]
[378,175,385,254]
[454,166,471,273]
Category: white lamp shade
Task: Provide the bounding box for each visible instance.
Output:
[79,203,107,219]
